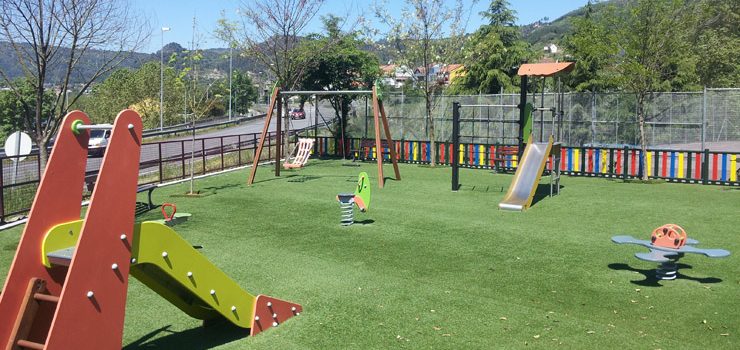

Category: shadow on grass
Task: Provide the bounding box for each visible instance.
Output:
[607,263,723,287]
[530,183,565,208]
[455,184,504,193]
[355,219,375,225]
[135,202,153,216]
[201,183,242,192]
[123,323,246,350]
[286,175,322,182]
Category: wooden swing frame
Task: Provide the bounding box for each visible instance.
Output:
[247,86,401,188]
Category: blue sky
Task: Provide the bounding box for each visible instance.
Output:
[134,0,591,53]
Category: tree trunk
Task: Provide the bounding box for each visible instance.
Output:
[284,100,291,160]
[426,92,436,166]
[35,79,48,174]
[37,137,50,174]
[637,94,648,181]
[423,55,436,167]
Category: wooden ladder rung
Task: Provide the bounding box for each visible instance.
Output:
[16,339,45,350]
[33,293,59,303]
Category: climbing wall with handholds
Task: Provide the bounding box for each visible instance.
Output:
[2,109,302,350]
[44,110,143,350]
[0,112,91,348]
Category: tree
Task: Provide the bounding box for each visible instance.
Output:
[0,79,55,140]
[0,0,148,168]
[84,62,185,128]
[373,0,474,166]
[601,0,694,180]
[217,0,326,159]
[563,0,619,92]
[450,0,531,94]
[688,0,740,87]
[231,70,258,115]
[298,15,381,153]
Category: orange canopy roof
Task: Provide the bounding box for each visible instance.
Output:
[517,62,575,77]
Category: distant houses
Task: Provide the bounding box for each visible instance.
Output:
[380,64,413,88]
[381,63,464,89]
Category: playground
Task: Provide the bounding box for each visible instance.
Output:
[0,158,737,349]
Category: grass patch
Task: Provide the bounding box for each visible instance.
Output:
[1,160,738,349]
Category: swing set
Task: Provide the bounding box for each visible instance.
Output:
[247,86,401,188]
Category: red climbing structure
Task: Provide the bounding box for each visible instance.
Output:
[1,110,301,350]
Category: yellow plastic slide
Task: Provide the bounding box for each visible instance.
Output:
[42,221,262,329]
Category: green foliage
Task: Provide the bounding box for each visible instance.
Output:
[563,1,620,92]
[0,80,54,140]
[563,0,738,91]
[299,16,380,94]
[450,0,532,94]
[231,70,258,114]
[83,62,185,128]
[298,15,381,139]
[688,0,740,88]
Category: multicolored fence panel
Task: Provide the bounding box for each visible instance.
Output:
[317,137,739,186]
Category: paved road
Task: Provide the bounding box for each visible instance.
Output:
[2,103,342,186]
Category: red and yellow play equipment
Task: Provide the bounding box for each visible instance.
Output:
[650,224,687,249]
[0,110,301,350]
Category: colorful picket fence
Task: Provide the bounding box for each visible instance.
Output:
[316,137,739,186]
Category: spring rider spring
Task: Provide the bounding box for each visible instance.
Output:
[336,172,371,226]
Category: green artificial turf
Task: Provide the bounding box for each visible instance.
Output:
[1,160,738,349]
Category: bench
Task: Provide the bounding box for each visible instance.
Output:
[85,173,157,210]
[492,145,519,172]
[351,139,392,162]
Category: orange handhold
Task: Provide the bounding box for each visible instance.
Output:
[353,196,367,212]
[651,224,687,249]
[161,203,177,221]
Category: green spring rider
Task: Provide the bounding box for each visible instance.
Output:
[336,172,371,226]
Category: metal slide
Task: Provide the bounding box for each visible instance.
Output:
[498,135,553,211]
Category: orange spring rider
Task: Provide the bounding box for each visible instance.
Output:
[650,224,687,249]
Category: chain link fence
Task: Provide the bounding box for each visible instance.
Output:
[341,88,739,152]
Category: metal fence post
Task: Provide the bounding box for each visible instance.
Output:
[201,139,206,175]
[0,158,5,223]
[591,91,596,145]
[158,143,163,183]
[701,86,706,151]
[220,137,225,171]
[702,148,709,185]
[452,102,460,191]
[237,135,242,165]
[623,146,629,180]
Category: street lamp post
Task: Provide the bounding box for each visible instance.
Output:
[160,26,171,131]
[229,45,233,121]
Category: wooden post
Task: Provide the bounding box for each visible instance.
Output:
[378,99,401,181]
[247,88,280,185]
[275,96,282,176]
[372,87,385,188]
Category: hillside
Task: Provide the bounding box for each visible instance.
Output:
[0,1,622,84]
[520,0,625,49]
[0,41,263,85]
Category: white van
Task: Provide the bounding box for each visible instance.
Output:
[88,129,110,156]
